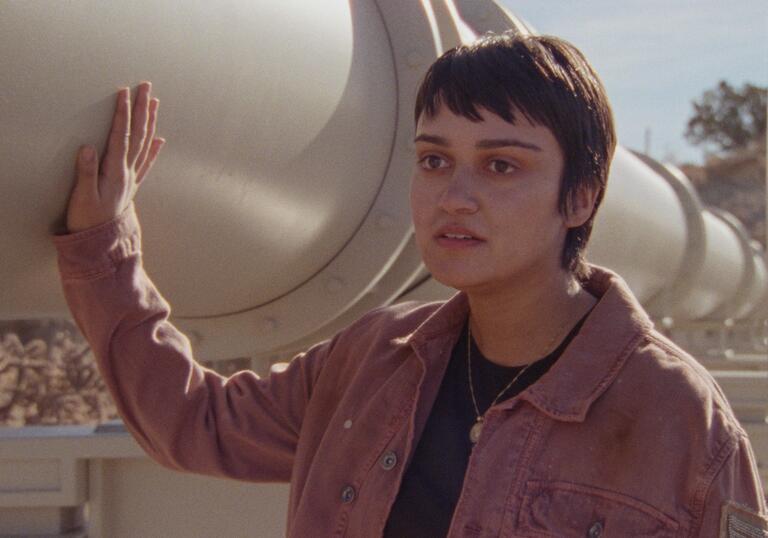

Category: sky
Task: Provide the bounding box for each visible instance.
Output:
[498,1,768,165]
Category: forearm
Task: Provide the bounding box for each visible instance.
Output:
[52,203,304,481]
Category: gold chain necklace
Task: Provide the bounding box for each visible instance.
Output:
[466,322,567,444]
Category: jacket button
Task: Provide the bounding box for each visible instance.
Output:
[380,451,397,470]
[588,521,603,537]
[341,485,356,504]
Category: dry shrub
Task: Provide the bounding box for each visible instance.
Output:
[0,320,117,426]
[0,320,253,427]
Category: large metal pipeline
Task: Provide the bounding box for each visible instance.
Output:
[1,0,765,361]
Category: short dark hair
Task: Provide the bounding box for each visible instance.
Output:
[414,32,616,279]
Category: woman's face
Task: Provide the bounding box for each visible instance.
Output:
[410,105,588,295]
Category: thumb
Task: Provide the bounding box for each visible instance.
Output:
[76,145,99,197]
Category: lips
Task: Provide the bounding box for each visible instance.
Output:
[434,225,486,248]
[435,225,485,241]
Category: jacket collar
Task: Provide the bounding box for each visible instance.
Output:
[404,265,654,423]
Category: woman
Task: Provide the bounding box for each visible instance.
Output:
[53,33,767,537]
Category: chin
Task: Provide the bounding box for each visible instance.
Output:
[426,266,489,292]
[420,251,497,291]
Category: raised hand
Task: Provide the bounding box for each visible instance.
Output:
[65,82,165,233]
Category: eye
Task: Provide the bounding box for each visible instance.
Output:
[487,159,518,175]
[418,154,449,170]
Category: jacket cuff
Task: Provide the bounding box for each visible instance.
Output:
[51,203,142,280]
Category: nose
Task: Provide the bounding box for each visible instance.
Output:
[438,167,479,215]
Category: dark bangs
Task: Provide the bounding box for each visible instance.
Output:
[414,35,559,128]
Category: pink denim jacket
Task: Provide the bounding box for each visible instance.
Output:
[53,203,768,537]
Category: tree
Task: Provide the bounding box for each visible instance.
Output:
[685,81,766,153]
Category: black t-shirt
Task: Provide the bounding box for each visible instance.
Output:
[383,314,587,537]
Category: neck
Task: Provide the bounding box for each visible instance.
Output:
[467,269,596,367]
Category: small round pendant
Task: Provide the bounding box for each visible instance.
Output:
[469,420,483,444]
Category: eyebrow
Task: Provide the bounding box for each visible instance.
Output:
[413,134,542,152]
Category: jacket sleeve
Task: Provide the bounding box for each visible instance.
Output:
[694,431,768,537]
[51,202,330,482]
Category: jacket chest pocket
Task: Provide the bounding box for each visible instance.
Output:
[516,480,679,538]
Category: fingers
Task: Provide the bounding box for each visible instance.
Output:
[128,81,152,166]
[90,82,162,199]
[135,97,159,173]
[136,137,166,186]
[102,87,130,180]
[76,145,100,198]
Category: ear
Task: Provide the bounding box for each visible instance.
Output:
[564,185,599,228]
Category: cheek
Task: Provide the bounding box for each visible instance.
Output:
[409,181,431,227]
[486,188,562,240]
[410,182,441,255]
